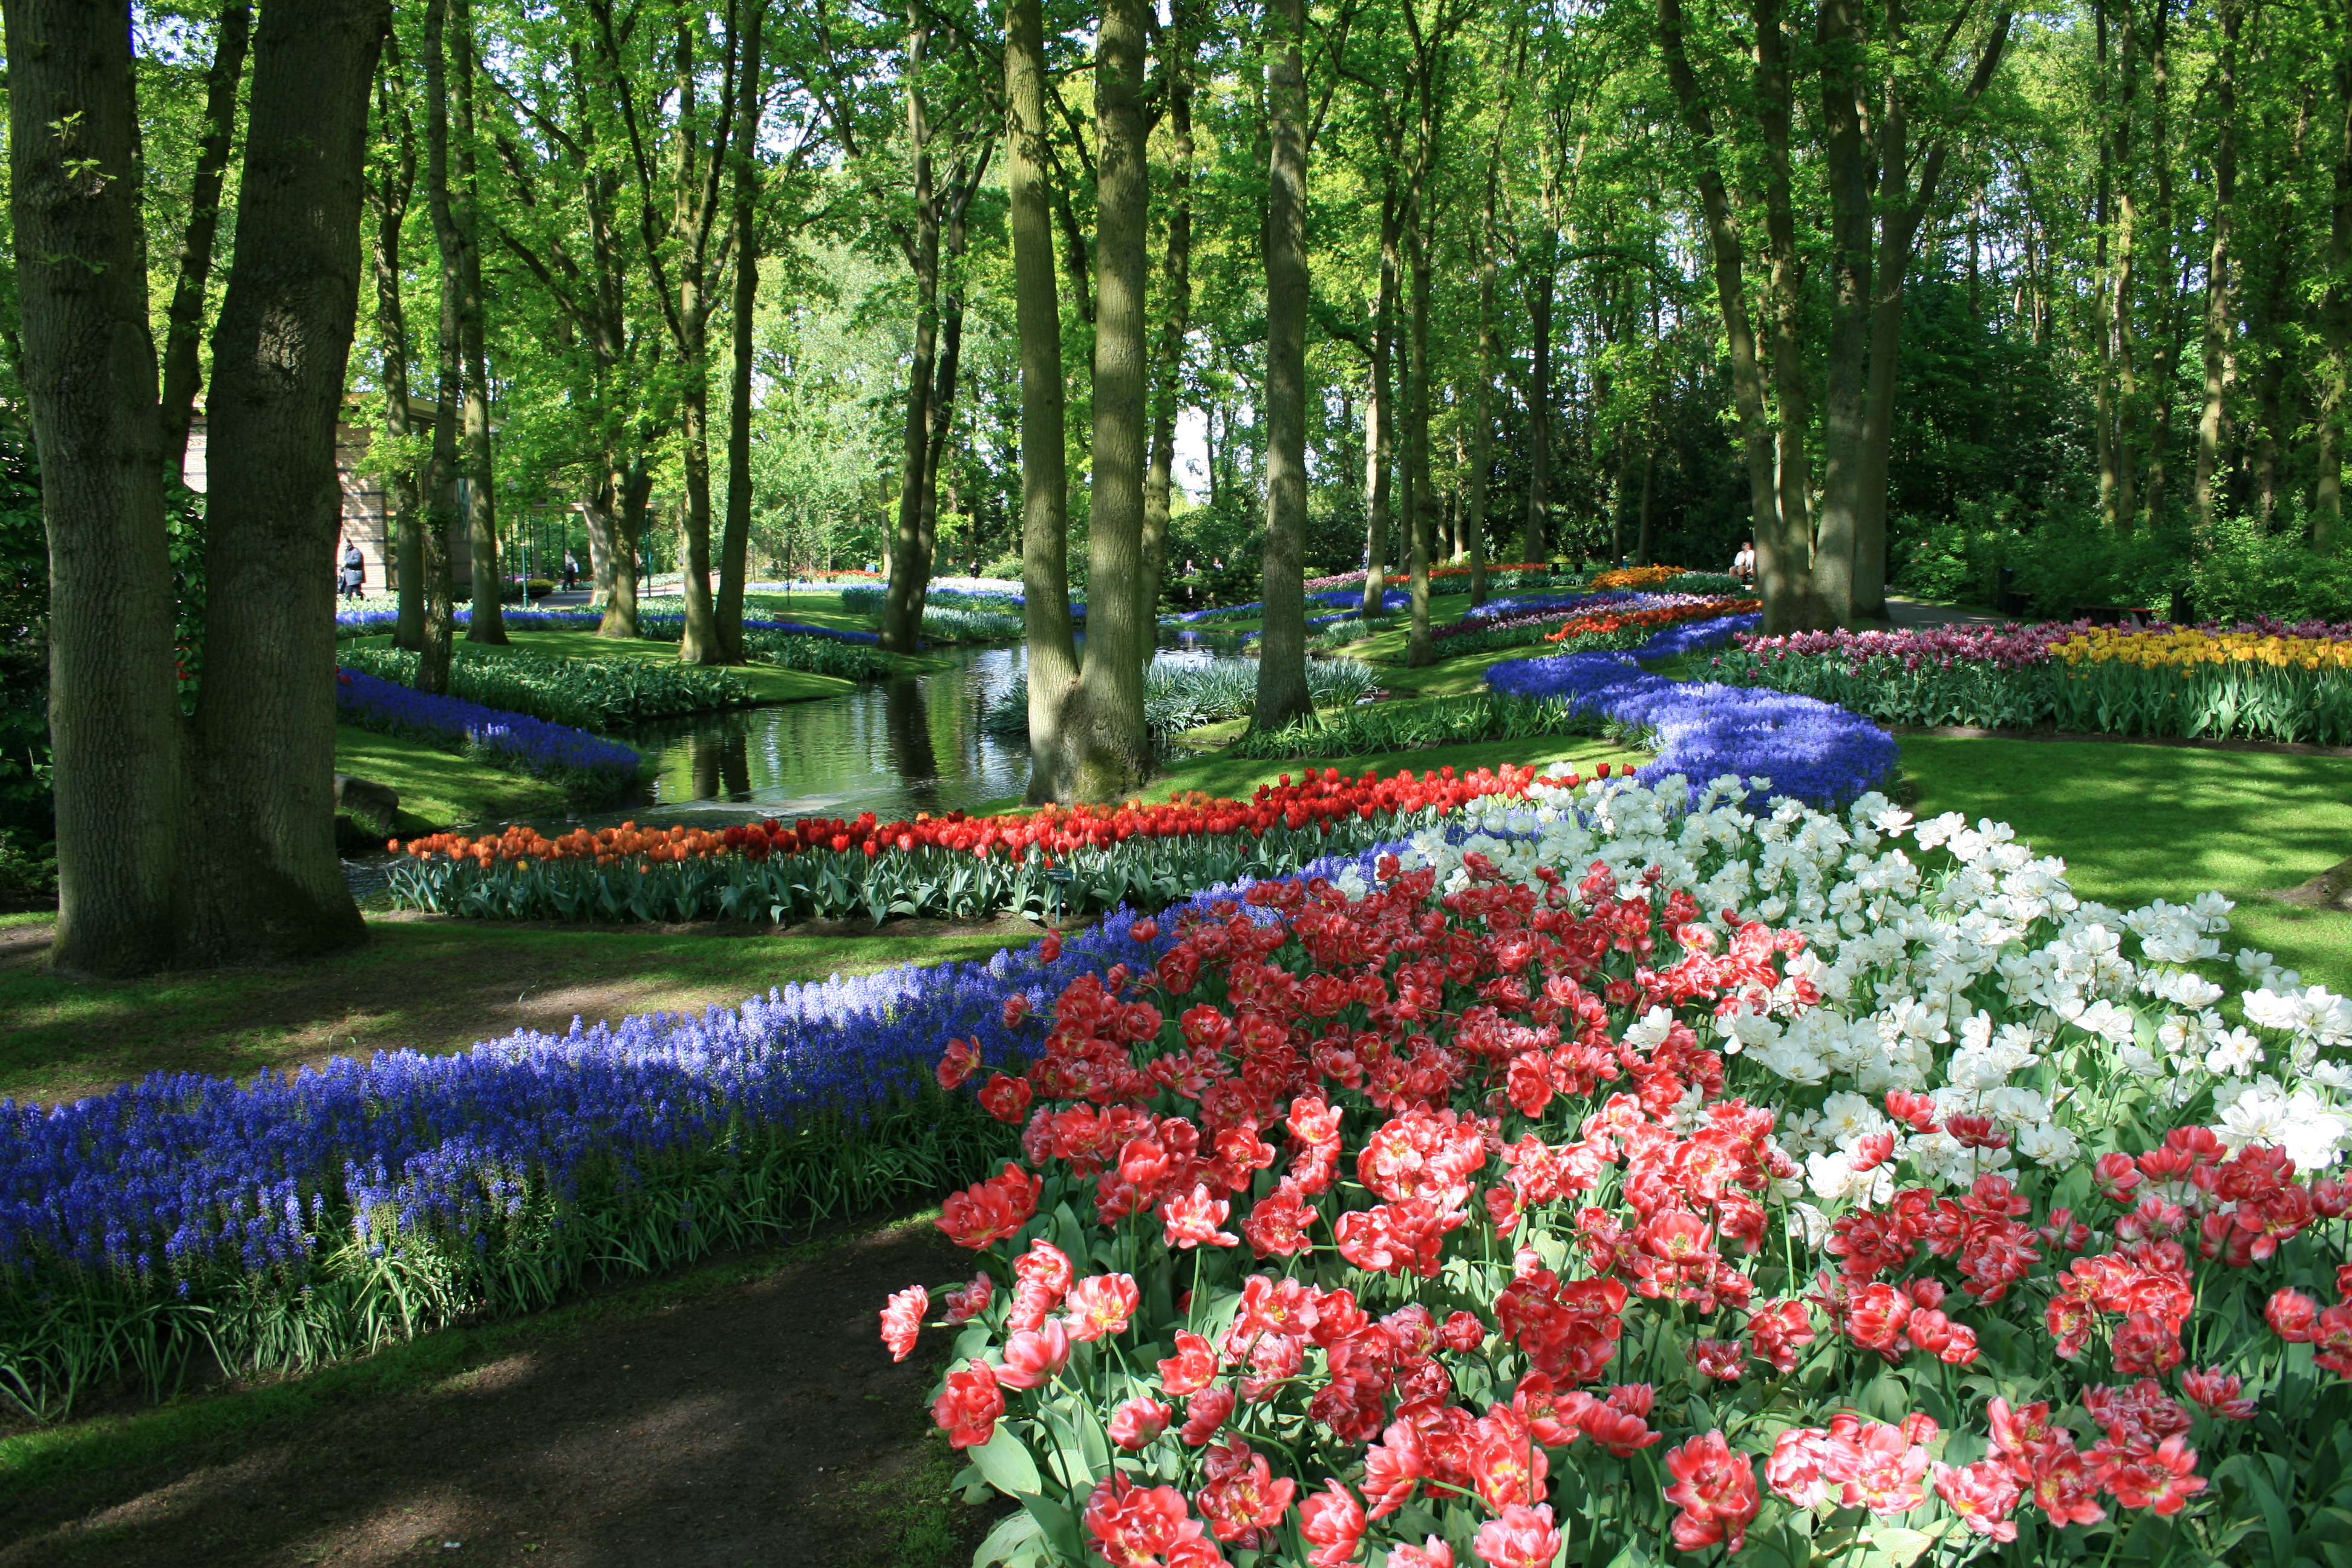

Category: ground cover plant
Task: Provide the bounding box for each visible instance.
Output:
[332,668,641,796]
[898,774,2352,1567]
[339,644,751,729]
[381,765,1575,927]
[988,658,1381,741]
[1708,621,2352,746]
[1225,694,1610,761]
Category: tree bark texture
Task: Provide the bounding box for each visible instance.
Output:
[1070,0,1152,799]
[717,1,764,664]
[1361,191,1398,619]
[420,0,464,695]
[1140,0,1196,661]
[881,9,938,658]
[1811,0,1869,627]
[1256,0,1312,730]
[1006,0,1079,802]
[451,0,506,645]
[178,0,384,964]
[2193,0,2243,538]
[3,0,182,974]
[1521,244,1552,566]
[369,43,424,651]
[157,1,252,480]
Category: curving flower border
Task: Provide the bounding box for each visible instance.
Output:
[1483,613,1900,808]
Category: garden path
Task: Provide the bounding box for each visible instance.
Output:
[0,1217,995,1567]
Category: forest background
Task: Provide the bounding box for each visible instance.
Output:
[0,0,2348,972]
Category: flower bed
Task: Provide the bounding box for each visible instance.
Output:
[381,765,1575,926]
[1432,595,1759,661]
[1300,564,1556,593]
[897,773,2352,1565]
[1710,620,2352,746]
[1482,613,1898,808]
[339,644,751,730]
[333,667,641,791]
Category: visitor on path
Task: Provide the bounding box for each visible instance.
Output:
[1731,540,1756,583]
[339,540,365,600]
[562,550,580,591]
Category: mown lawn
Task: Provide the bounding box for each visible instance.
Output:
[0,912,1034,1106]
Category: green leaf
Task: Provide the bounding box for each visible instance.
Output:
[969,1425,1043,1498]
[973,1508,1043,1568]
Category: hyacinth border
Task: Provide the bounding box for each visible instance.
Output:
[1483,613,1902,808]
[333,665,642,785]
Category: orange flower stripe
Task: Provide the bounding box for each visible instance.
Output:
[1587,564,1692,590]
[390,763,1581,869]
[1543,598,1762,643]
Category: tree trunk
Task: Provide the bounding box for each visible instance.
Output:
[1756,0,1818,629]
[1403,216,1436,666]
[4,0,181,975]
[178,0,382,964]
[449,0,506,645]
[1361,191,1398,619]
[368,41,423,651]
[157,2,253,479]
[1855,4,2011,622]
[918,173,978,631]
[668,13,732,665]
[1811,0,1869,627]
[1636,443,1657,566]
[2193,0,2243,539]
[1068,0,1151,798]
[1658,0,1783,625]
[1468,160,1499,604]
[419,0,464,694]
[1140,0,1196,661]
[1007,0,1079,802]
[880,11,939,658]
[1256,0,1312,729]
[716,1,764,664]
[2317,25,2352,550]
[605,457,650,635]
[1521,244,1553,566]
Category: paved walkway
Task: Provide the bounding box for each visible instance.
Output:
[1886,596,2009,630]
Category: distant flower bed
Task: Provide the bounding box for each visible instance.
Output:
[339,644,750,731]
[333,667,640,791]
[1432,594,1754,659]
[1710,618,2352,745]
[383,764,1571,926]
[1484,612,1899,808]
[1299,563,1555,593]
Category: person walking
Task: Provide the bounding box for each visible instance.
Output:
[340,538,366,601]
[562,549,580,591]
[1730,540,1756,584]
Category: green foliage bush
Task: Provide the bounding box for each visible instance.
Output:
[984,656,1379,739]
[1225,691,1604,759]
[340,644,749,731]
[749,632,893,679]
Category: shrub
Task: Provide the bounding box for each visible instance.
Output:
[339,644,750,730]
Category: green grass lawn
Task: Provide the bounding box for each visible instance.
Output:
[1898,736,2352,993]
[0,912,1036,1106]
[347,628,858,704]
[333,724,571,832]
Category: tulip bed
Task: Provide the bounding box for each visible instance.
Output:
[1432,596,1762,662]
[895,774,2352,1568]
[1301,566,1557,594]
[381,766,1578,927]
[1707,621,2352,747]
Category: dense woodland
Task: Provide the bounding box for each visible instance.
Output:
[1,0,2350,972]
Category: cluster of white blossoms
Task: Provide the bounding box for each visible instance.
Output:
[1397,773,2352,1204]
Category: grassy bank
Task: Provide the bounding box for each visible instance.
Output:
[333,724,573,832]
[0,912,1034,1106]
[344,627,858,704]
[1898,736,2352,993]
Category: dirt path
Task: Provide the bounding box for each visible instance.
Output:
[0,1220,1002,1568]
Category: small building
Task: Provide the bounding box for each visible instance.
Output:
[182,400,477,596]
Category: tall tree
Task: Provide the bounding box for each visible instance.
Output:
[1005,0,1080,801]
[1256,0,1313,730]
[368,38,426,653]
[4,0,183,973]
[2319,13,2352,549]
[716,1,766,664]
[421,0,469,693]
[2193,0,2244,537]
[179,0,385,960]
[1140,0,1198,662]
[452,0,508,645]
[156,2,253,479]
[1068,0,1152,797]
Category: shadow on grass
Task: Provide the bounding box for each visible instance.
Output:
[0,1216,1005,1568]
[0,915,1033,1106]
